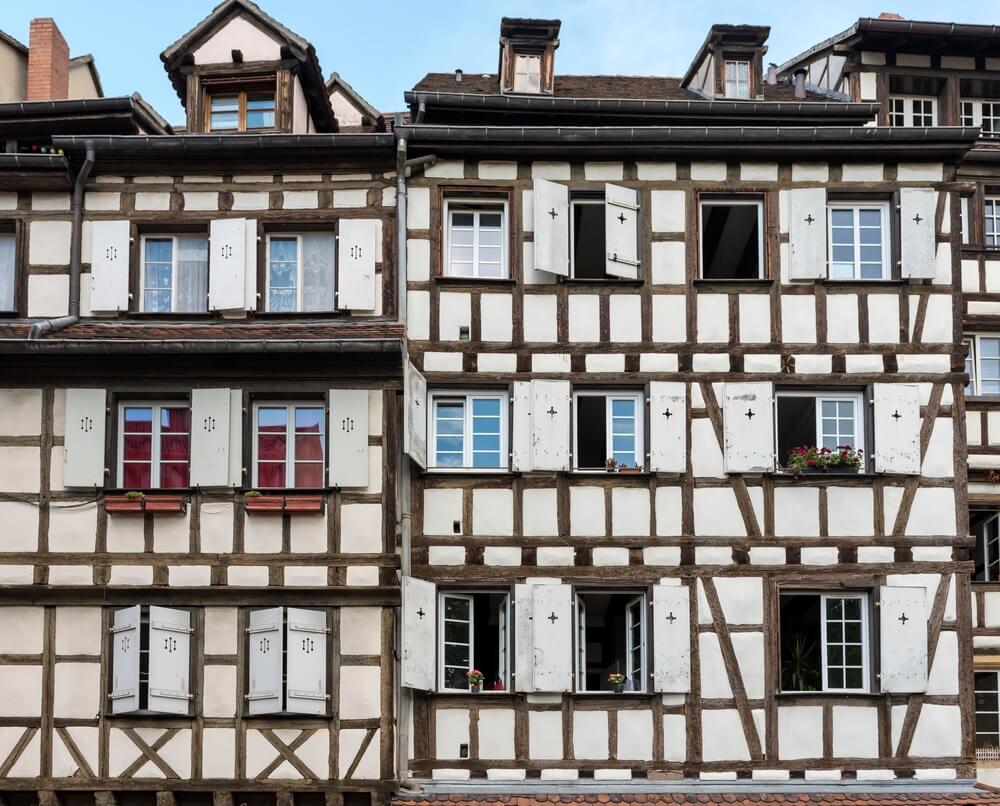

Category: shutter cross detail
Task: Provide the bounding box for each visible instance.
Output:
[913,213,923,225]
[547,406,558,416]
[662,409,672,419]
[416,608,425,619]
[548,208,559,219]
[665,612,677,623]
[745,408,755,419]
[547,611,559,623]
[618,212,627,224]
[804,214,815,225]
[898,612,909,624]
[892,410,902,420]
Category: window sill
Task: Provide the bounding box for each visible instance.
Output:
[105,710,193,719]
[434,276,515,285]
[558,277,644,286]
[817,278,906,287]
[245,494,325,514]
[425,467,513,475]
[774,690,877,699]
[694,278,773,287]
[104,494,187,514]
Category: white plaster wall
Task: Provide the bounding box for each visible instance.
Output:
[193,16,282,64]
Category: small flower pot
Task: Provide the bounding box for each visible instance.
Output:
[613,683,625,694]
[245,495,324,515]
[104,494,186,514]
[469,684,481,694]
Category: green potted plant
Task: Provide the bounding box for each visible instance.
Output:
[608,672,626,693]
[466,668,484,693]
[785,445,863,476]
[781,634,820,692]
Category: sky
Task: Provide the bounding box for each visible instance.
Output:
[4,0,1000,126]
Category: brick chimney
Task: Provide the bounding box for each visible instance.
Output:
[27,18,70,101]
[878,12,905,20]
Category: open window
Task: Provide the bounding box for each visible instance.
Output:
[429,391,507,470]
[575,591,646,693]
[775,390,865,472]
[571,195,606,279]
[976,671,1000,755]
[140,234,209,313]
[444,198,508,279]
[439,591,510,692]
[973,511,1000,582]
[967,335,1000,395]
[252,401,325,489]
[265,232,335,312]
[573,390,644,471]
[0,229,16,312]
[700,196,764,279]
[779,592,870,693]
[246,607,330,715]
[118,402,191,489]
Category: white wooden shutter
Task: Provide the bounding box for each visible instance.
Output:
[652,584,691,693]
[533,178,569,276]
[900,188,937,279]
[209,218,248,311]
[531,583,572,692]
[513,583,534,692]
[244,219,258,312]
[147,606,192,715]
[109,605,140,714]
[788,188,827,280]
[723,382,775,473]
[338,219,378,310]
[286,608,330,715]
[511,381,532,472]
[879,586,928,693]
[90,220,131,312]
[63,388,107,487]
[329,389,369,487]
[403,361,427,469]
[530,380,571,471]
[401,576,436,690]
[648,382,686,473]
[190,389,232,487]
[605,183,640,279]
[873,383,920,474]
[247,607,284,715]
[228,390,243,487]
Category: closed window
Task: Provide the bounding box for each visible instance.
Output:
[439,591,510,691]
[512,53,542,93]
[573,391,643,471]
[444,200,507,279]
[827,202,890,280]
[0,232,14,311]
[429,391,507,470]
[266,233,336,312]
[700,197,764,279]
[775,390,865,471]
[986,198,1000,248]
[968,335,1000,395]
[140,235,208,313]
[962,100,1000,135]
[976,671,1000,753]
[779,592,870,693]
[246,607,330,715]
[724,60,751,98]
[890,96,935,127]
[208,88,276,132]
[118,403,190,489]
[576,591,646,693]
[973,512,1000,582]
[570,197,606,279]
[253,402,325,489]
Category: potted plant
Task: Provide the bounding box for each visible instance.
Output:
[785,445,863,476]
[608,672,626,693]
[606,458,618,473]
[781,634,820,692]
[618,463,643,475]
[104,491,186,514]
[466,669,484,693]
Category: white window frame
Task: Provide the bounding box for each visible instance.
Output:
[819,592,870,694]
[889,95,936,127]
[977,513,1000,582]
[826,201,891,280]
[251,401,326,489]
[966,337,977,395]
[0,231,15,312]
[569,196,604,279]
[574,590,647,694]
[985,197,1000,248]
[572,390,645,471]
[264,232,336,313]
[698,197,765,279]
[117,401,190,489]
[512,53,542,94]
[427,390,509,471]
[443,199,509,279]
[139,234,209,313]
[437,590,510,693]
[724,60,751,98]
[975,670,1000,754]
[774,390,866,470]
[968,334,1000,396]
[961,100,1000,135]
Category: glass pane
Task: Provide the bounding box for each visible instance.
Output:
[444,644,470,666]
[123,407,153,432]
[830,209,854,227]
[859,209,882,227]
[295,407,324,433]
[294,462,323,487]
[258,407,287,431]
[123,435,152,461]
[175,235,209,313]
[160,435,189,461]
[123,463,151,488]
[0,234,15,310]
[302,233,335,312]
[269,288,296,312]
[258,434,287,461]
[444,597,470,619]
[295,434,324,461]
[977,712,999,733]
[257,462,285,488]
[844,668,863,690]
[246,93,275,129]
[161,408,189,433]
[160,463,189,489]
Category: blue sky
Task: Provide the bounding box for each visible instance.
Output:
[3,1,999,125]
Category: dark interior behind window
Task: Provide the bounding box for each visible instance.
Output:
[779,594,822,692]
[701,202,761,279]
[776,396,814,466]
[573,202,605,279]
[576,395,607,468]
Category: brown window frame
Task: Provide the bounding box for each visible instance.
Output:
[203,76,278,133]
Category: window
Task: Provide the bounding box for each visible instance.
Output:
[571,196,606,279]
[780,592,870,693]
[700,198,764,279]
[775,390,865,471]
[512,53,542,94]
[889,96,935,127]
[0,232,14,311]
[986,198,1000,248]
[962,101,1000,135]
[246,607,330,715]
[973,512,1000,582]
[208,88,276,132]
[266,233,335,312]
[140,235,208,313]
[109,605,192,715]
[827,202,890,280]
[966,338,976,395]
[968,336,1000,395]
[439,591,509,691]
[576,591,646,692]
[724,60,751,99]
[573,391,643,471]
[444,200,507,279]
[118,403,190,489]
[253,403,325,489]
[429,391,507,470]
[976,671,1000,753]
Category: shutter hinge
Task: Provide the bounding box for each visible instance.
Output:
[287,690,331,700]
[245,692,280,701]
[109,623,137,634]
[108,690,136,699]
[149,688,193,701]
[151,621,194,634]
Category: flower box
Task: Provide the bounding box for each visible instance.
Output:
[244,494,325,515]
[104,494,187,514]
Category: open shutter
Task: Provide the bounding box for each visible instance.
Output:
[605,183,640,279]
[190,389,232,487]
[530,380,571,471]
[652,584,691,693]
[90,220,131,312]
[329,389,369,488]
[109,605,140,714]
[244,219,258,312]
[513,583,535,692]
[401,576,436,690]
[873,383,920,474]
[879,586,928,693]
[531,583,572,692]
[63,388,106,488]
[511,381,532,472]
[404,361,428,469]
[648,382,686,473]
[788,188,827,280]
[209,218,248,311]
[900,188,937,279]
[147,606,192,715]
[286,608,330,715]
[338,219,378,310]
[533,178,569,276]
[723,382,774,473]
[228,390,243,487]
[247,607,284,715]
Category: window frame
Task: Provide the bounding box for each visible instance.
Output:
[985,196,1000,249]
[512,52,542,94]
[0,225,18,314]
[427,390,509,472]
[251,400,327,490]
[961,100,1000,135]
[826,200,892,281]
[974,512,1000,582]
[889,95,936,127]
[138,234,210,314]
[116,401,191,490]
[437,589,511,693]
[263,231,338,313]
[698,196,766,280]
[976,670,1000,753]
[574,589,648,694]
[206,85,277,133]
[773,389,866,471]
[572,389,645,472]
[569,195,606,280]
[724,59,751,99]
[967,334,1000,396]
[442,198,509,280]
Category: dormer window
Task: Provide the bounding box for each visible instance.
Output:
[513,53,542,94]
[724,60,751,98]
[204,77,277,132]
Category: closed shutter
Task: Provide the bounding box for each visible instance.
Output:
[209,218,248,311]
[513,583,535,692]
[247,607,284,715]
[109,605,141,714]
[531,583,572,692]
[873,383,920,474]
[329,389,369,488]
[879,586,928,693]
[723,382,775,473]
[190,389,232,487]
[511,381,532,472]
[533,178,569,276]
[605,183,640,279]
[403,361,427,469]
[338,219,378,310]
[90,220,131,312]
[401,576,436,691]
[530,380,571,471]
[788,188,827,280]
[652,584,691,693]
[900,188,937,279]
[63,388,107,488]
[285,608,330,715]
[648,382,686,473]
[147,606,193,715]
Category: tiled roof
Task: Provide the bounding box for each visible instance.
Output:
[393,792,1000,806]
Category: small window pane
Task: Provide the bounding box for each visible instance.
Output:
[246,92,275,129]
[123,463,152,488]
[0,233,15,310]
[294,463,323,488]
[269,237,299,312]
[257,462,285,488]
[160,463,189,489]
[210,95,239,130]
